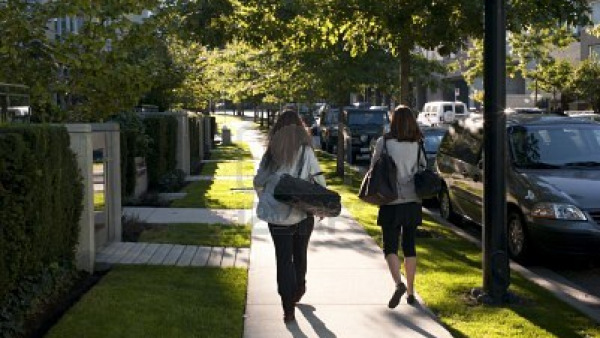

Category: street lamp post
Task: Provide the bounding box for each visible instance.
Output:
[482,0,510,304]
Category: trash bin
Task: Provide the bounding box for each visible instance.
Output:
[222,125,231,145]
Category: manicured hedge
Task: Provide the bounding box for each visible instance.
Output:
[189,116,201,173]
[0,125,83,332]
[143,115,178,191]
[114,113,150,198]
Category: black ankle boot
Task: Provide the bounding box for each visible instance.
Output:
[388,282,407,309]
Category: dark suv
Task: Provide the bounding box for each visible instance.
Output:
[343,108,389,164]
[436,115,600,261]
[319,107,340,153]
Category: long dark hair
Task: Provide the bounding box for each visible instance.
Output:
[385,105,423,142]
[264,110,312,170]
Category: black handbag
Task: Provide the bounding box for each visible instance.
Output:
[273,146,341,217]
[414,142,443,199]
[358,139,399,205]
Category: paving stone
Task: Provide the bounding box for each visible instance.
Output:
[190,246,211,266]
[235,248,250,268]
[104,242,136,264]
[95,242,121,262]
[119,243,148,264]
[132,243,161,264]
[207,247,224,267]
[162,244,185,265]
[221,247,236,267]
[176,246,198,266]
[147,244,174,265]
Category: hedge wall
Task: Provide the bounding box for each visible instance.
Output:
[0,125,83,314]
[189,117,201,173]
[143,115,178,191]
[114,112,150,198]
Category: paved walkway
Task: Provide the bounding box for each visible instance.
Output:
[186,175,255,181]
[233,115,453,337]
[123,207,253,224]
[96,242,250,268]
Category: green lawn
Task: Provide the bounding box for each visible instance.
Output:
[94,192,105,211]
[138,223,251,247]
[210,142,253,161]
[315,150,600,338]
[200,161,255,177]
[47,266,247,338]
[170,179,254,209]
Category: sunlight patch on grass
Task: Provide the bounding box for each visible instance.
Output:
[200,161,255,177]
[94,192,105,211]
[47,266,247,338]
[315,150,600,338]
[170,180,254,209]
[210,142,253,161]
[138,223,251,248]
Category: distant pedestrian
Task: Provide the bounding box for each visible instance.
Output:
[368,105,427,308]
[253,110,326,323]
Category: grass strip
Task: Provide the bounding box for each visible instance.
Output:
[138,223,251,248]
[170,179,254,209]
[210,142,253,161]
[200,161,255,177]
[46,266,247,338]
[93,192,105,211]
[316,149,600,338]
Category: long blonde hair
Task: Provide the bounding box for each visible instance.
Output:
[264,110,312,171]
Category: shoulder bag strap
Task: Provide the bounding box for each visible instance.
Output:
[416,141,426,171]
[296,145,307,178]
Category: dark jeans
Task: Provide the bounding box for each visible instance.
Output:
[268,216,315,310]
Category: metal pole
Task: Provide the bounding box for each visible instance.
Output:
[483,0,510,303]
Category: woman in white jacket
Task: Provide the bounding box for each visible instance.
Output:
[369,105,427,309]
[254,110,326,323]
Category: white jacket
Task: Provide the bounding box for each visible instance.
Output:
[370,137,427,205]
[254,145,326,225]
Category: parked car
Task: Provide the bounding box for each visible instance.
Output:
[343,108,390,164]
[506,107,547,115]
[568,112,600,123]
[421,126,447,170]
[436,115,600,261]
[417,101,469,127]
[319,107,340,153]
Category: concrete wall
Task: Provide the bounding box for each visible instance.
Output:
[65,124,95,273]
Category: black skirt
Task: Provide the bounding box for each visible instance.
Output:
[377,202,422,227]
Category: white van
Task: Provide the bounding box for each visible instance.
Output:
[417,101,468,126]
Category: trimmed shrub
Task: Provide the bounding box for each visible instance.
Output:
[189,117,201,174]
[143,115,178,191]
[0,125,83,336]
[113,112,150,198]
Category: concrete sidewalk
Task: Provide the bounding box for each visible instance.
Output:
[233,115,453,337]
[244,210,452,338]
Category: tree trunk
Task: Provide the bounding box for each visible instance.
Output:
[399,44,412,106]
[336,99,345,177]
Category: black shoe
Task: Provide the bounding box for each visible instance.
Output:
[284,308,296,323]
[293,285,306,304]
[407,294,416,305]
[388,282,407,309]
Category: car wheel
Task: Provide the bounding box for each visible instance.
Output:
[439,185,458,223]
[507,210,530,262]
